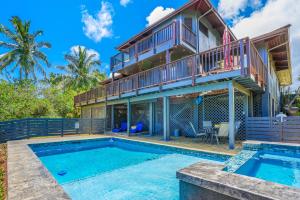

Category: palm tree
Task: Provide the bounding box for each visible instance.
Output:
[58,46,102,92]
[0,16,51,80]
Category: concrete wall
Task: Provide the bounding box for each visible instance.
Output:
[179,181,239,200]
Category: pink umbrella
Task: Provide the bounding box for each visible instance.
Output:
[223,26,232,70]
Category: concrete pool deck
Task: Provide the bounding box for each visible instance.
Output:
[7,136,108,200]
[7,135,236,200]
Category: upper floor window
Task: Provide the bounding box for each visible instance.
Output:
[184,17,193,30]
[199,21,208,37]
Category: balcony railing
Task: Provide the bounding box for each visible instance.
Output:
[75,38,266,105]
[182,24,197,49]
[110,22,177,71]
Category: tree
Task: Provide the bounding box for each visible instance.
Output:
[0,80,46,120]
[0,16,51,80]
[58,46,103,92]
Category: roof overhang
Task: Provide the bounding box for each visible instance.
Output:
[252,25,292,86]
[117,0,237,50]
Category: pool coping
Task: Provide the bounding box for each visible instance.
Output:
[7,135,233,199]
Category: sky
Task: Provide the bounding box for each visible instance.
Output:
[0,0,299,89]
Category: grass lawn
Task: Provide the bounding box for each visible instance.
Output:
[0,143,6,200]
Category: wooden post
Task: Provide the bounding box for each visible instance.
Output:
[240,39,245,76]
[246,38,251,75]
[243,94,249,118]
[249,92,254,117]
[90,118,93,135]
[45,119,48,136]
[163,96,170,141]
[127,99,131,136]
[26,119,30,139]
[192,56,195,86]
[149,102,154,135]
[61,118,64,137]
[111,105,115,131]
[104,102,107,133]
[228,82,235,149]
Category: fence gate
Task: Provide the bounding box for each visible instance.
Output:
[246,116,300,143]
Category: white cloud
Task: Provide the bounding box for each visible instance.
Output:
[120,0,131,7]
[231,0,300,89]
[81,1,114,43]
[250,0,263,9]
[70,45,100,61]
[218,0,248,19]
[146,6,175,27]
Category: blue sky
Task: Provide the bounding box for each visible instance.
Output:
[0,0,299,88]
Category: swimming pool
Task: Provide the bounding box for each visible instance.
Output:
[226,141,300,189]
[236,152,300,188]
[30,138,229,200]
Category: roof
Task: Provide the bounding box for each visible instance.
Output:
[116,0,237,50]
[252,24,292,86]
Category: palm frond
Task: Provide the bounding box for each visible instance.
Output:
[0,41,18,49]
[36,41,51,48]
[33,51,50,67]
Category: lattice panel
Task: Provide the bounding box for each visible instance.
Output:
[154,99,163,136]
[199,91,247,140]
[170,97,198,137]
[131,103,149,131]
[253,93,262,117]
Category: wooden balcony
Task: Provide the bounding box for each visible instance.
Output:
[181,24,197,49]
[110,21,193,73]
[75,38,267,106]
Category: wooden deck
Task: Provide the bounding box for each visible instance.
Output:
[75,38,267,107]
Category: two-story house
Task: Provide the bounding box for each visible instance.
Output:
[74,0,292,149]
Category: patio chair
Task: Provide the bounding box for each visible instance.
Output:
[211,121,241,145]
[188,122,207,140]
[112,121,127,133]
[203,121,213,130]
[211,122,229,145]
[130,122,144,133]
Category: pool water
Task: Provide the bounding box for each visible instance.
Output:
[236,152,300,188]
[39,147,162,184]
[31,139,226,200]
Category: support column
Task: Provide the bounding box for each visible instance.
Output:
[149,102,155,136]
[243,94,249,118]
[111,105,114,130]
[127,99,131,136]
[249,92,254,117]
[228,82,235,149]
[163,96,170,141]
[104,103,107,133]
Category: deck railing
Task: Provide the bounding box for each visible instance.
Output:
[75,38,267,105]
[110,21,177,71]
[182,24,197,49]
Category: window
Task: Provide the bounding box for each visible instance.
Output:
[199,21,208,37]
[184,17,193,30]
